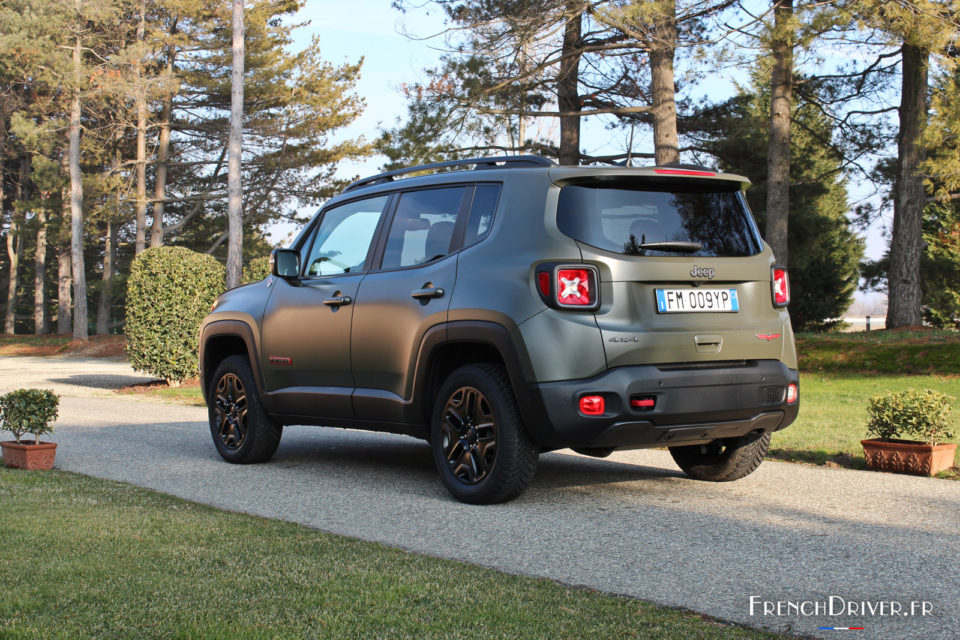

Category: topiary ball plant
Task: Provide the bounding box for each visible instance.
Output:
[126,246,226,386]
[1,389,60,444]
[866,388,956,446]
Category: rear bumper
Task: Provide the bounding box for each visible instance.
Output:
[530,360,798,450]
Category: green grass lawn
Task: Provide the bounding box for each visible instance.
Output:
[770,373,960,471]
[0,468,788,640]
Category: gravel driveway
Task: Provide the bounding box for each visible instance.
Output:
[1,355,957,639]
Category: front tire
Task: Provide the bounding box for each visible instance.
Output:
[669,431,770,481]
[431,363,538,504]
[208,355,282,464]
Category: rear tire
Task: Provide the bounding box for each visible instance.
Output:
[669,431,770,481]
[431,363,538,504]
[208,355,282,464]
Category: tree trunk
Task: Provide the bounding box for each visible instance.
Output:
[34,202,48,335]
[69,3,88,340]
[57,245,71,334]
[4,215,20,335]
[557,2,583,166]
[649,0,679,166]
[765,0,793,266]
[887,43,929,329]
[150,55,175,248]
[58,153,71,334]
[226,0,245,289]
[96,216,116,334]
[5,157,28,335]
[135,1,147,254]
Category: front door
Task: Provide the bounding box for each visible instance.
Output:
[260,194,390,419]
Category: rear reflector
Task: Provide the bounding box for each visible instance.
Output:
[786,383,798,405]
[653,168,716,176]
[557,268,594,306]
[630,396,656,410]
[772,266,790,307]
[579,395,605,416]
[537,272,550,297]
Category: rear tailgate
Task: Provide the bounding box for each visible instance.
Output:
[552,173,794,368]
[583,247,790,367]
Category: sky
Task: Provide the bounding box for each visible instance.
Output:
[280,0,889,273]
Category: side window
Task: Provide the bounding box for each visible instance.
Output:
[303,196,389,277]
[464,183,500,246]
[381,187,469,269]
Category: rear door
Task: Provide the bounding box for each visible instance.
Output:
[260,194,390,418]
[556,179,788,367]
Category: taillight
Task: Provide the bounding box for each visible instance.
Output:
[772,266,790,307]
[786,383,798,405]
[579,395,605,416]
[557,268,595,307]
[534,264,600,310]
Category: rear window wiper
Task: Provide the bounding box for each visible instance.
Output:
[639,241,702,253]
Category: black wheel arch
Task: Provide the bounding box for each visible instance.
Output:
[200,320,268,410]
[412,321,552,447]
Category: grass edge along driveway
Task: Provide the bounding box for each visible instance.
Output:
[0,468,794,640]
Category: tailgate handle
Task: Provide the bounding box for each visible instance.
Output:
[694,335,722,353]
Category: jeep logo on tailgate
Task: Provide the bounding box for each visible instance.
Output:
[690,265,716,279]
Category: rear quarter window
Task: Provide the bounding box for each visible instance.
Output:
[557,182,762,257]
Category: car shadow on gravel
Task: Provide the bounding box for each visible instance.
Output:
[535,452,685,488]
[269,430,684,493]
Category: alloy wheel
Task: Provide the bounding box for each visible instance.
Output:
[440,385,497,484]
[214,372,248,450]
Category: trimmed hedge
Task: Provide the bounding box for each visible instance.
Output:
[242,255,271,284]
[126,247,225,385]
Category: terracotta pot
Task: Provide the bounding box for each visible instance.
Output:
[861,439,957,477]
[1,441,57,470]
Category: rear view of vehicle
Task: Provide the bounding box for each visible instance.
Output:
[200,156,798,505]
[524,166,798,482]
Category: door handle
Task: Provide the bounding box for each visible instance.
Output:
[411,287,444,300]
[323,295,352,307]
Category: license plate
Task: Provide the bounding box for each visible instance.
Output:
[655,288,739,313]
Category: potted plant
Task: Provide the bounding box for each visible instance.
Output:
[862,388,957,476]
[0,388,60,470]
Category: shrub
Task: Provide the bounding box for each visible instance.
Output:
[0,389,59,444]
[866,389,956,445]
[126,246,225,385]
[242,255,271,284]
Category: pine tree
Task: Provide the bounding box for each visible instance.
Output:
[687,84,863,330]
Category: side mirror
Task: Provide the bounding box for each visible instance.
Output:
[271,248,300,278]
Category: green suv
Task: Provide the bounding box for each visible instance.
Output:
[200,156,799,503]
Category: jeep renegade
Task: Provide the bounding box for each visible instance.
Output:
[200,156,799,504]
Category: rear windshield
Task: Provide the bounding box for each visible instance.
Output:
[557,182,762,257]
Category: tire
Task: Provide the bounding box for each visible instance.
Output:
[208,355,282,464]
[430,363,538,504]
[669,431,770,482]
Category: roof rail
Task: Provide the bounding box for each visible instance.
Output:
[344,155,555,192]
